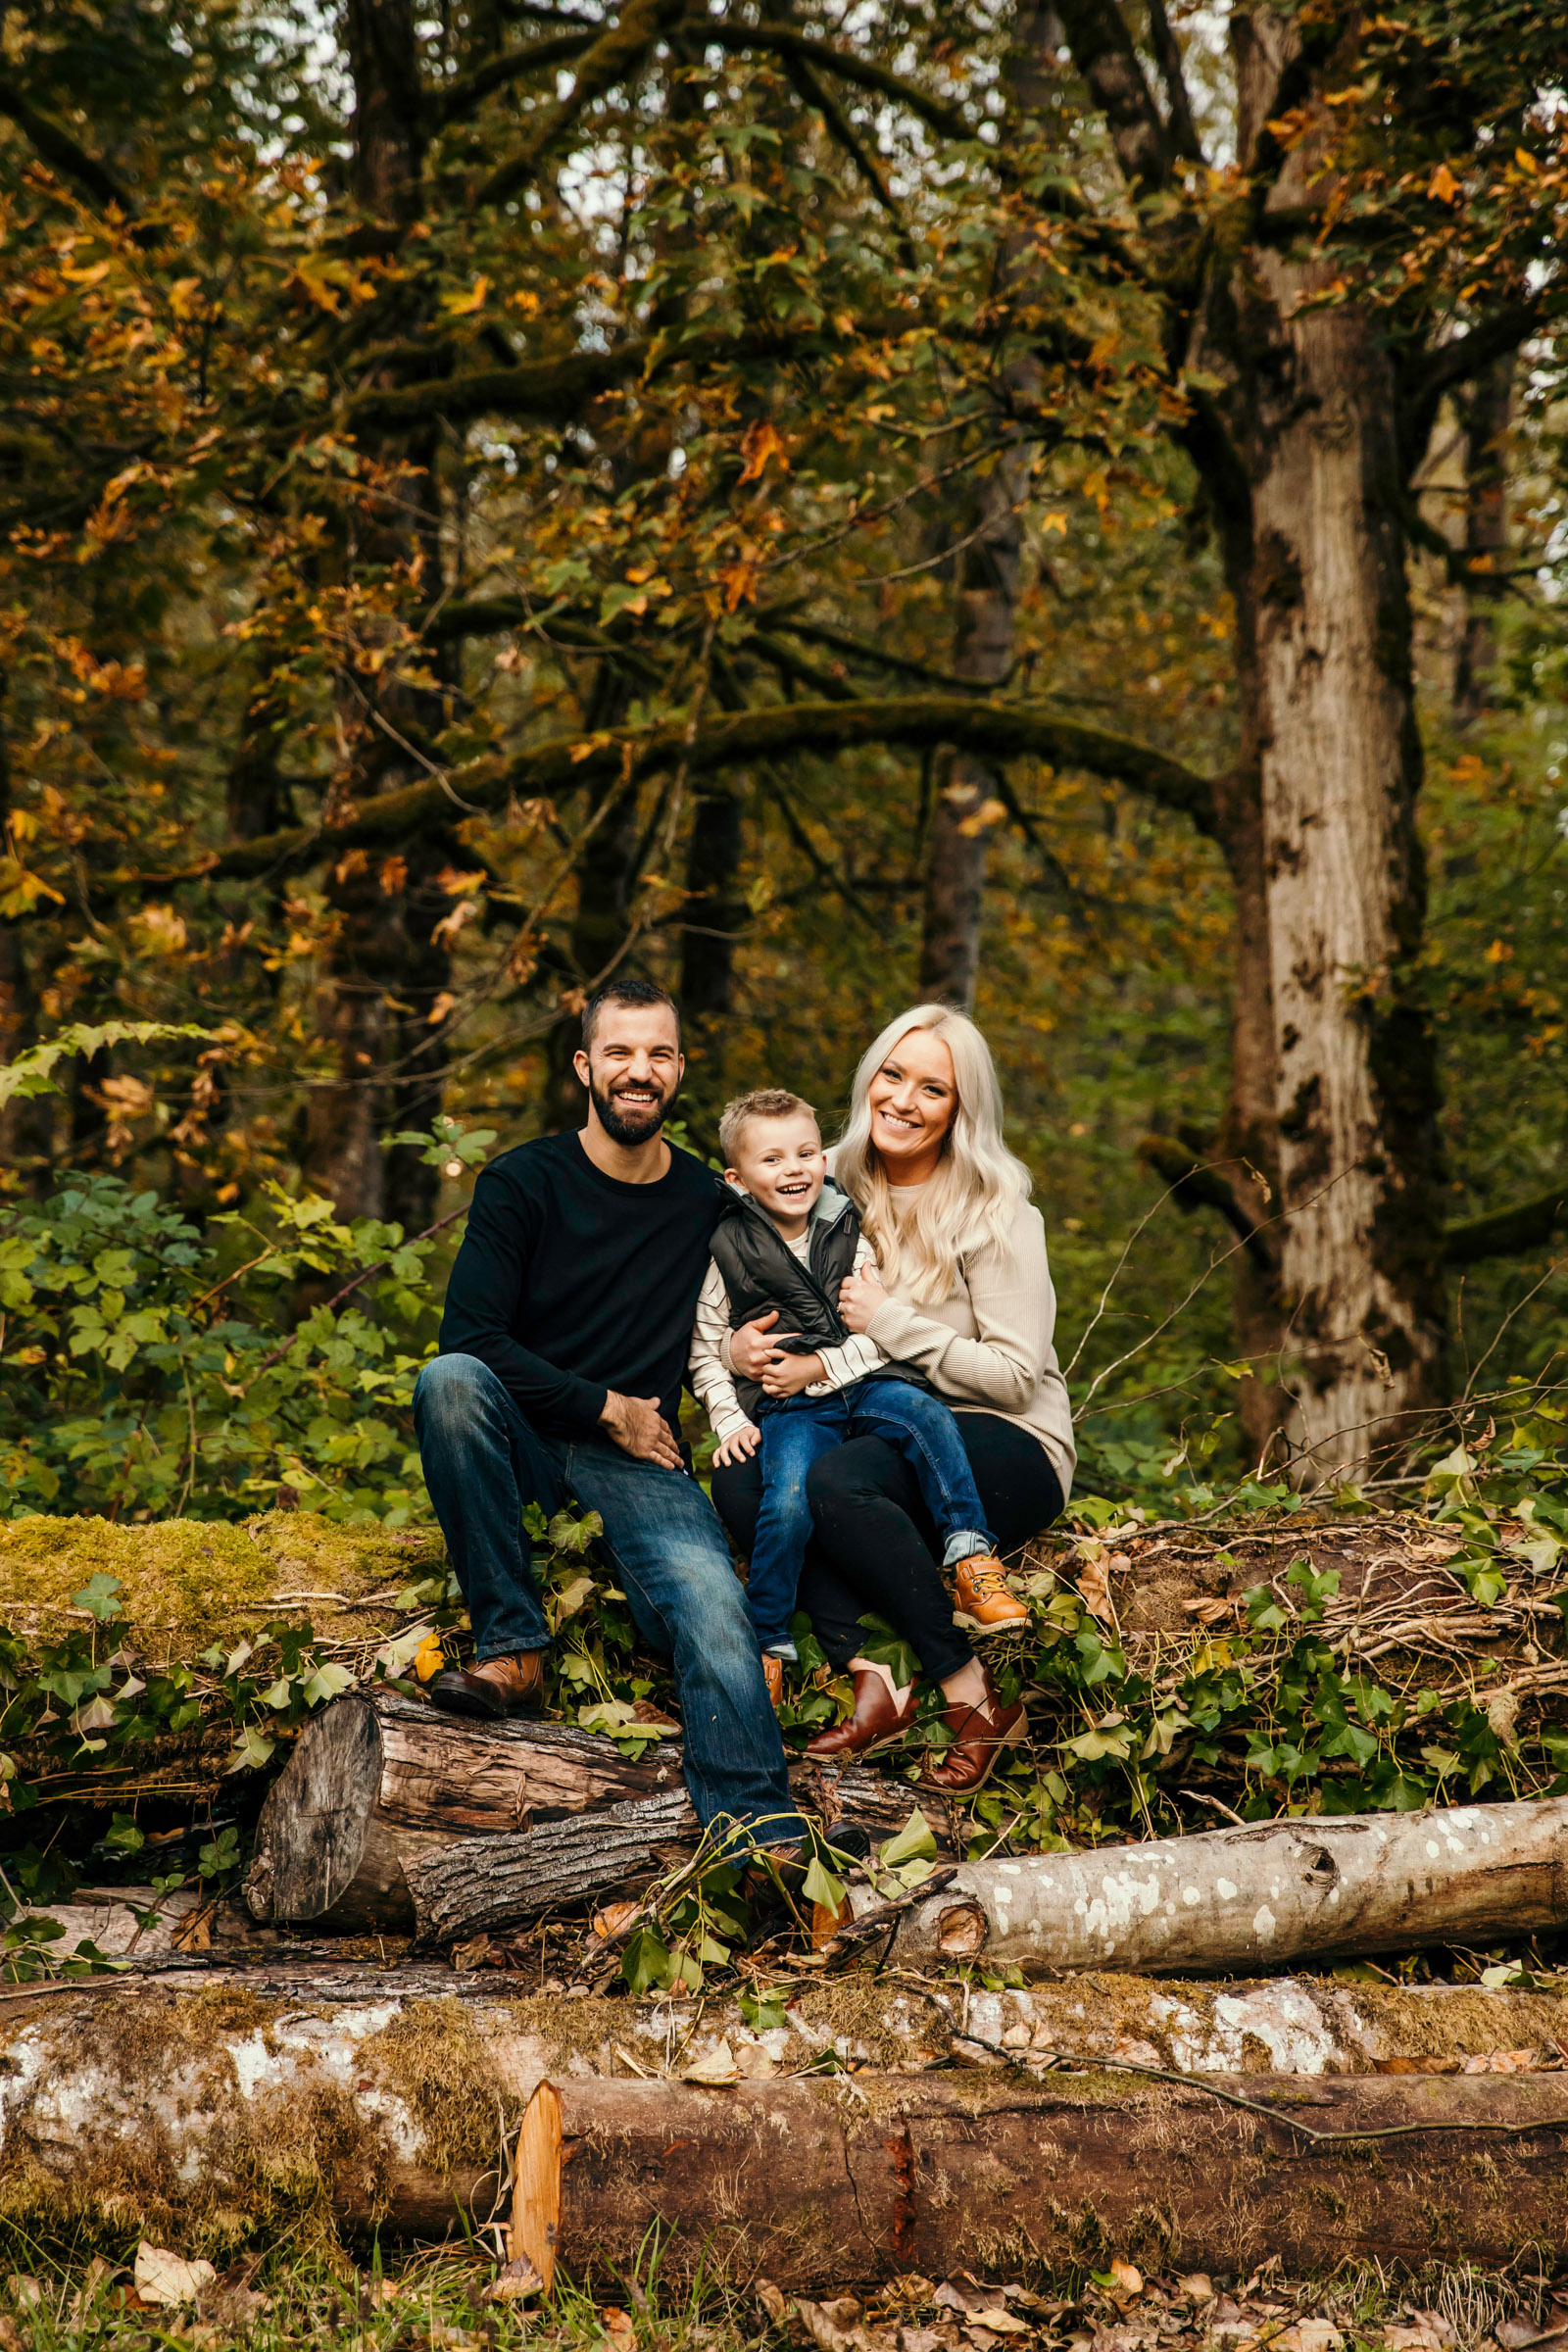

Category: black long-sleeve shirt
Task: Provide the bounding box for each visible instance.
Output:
[438,1131,725,1438]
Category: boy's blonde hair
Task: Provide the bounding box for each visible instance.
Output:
[718,1088,818,1166]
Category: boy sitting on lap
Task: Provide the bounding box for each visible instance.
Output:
[690,1088,1010,1710]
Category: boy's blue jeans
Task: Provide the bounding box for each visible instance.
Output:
[747,1378,996,1654]
[414,1352,803,1852]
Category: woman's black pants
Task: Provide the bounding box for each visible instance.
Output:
[709,1407,1064,1685]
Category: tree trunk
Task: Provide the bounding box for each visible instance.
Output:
[860,1793,1568,1979]
[1196,15,1449,1483]
[10,1980,1568,2277]
[679,779,746,1112]
[1242,278,1447,1481]
[303,0,457,1228]
[1453,356,1511,723]
[243,1691,956,1935]
[916,4,1058,1008]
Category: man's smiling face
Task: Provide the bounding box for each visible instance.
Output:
[574,1003,683,1147]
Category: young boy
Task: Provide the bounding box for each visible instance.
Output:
[689,1088,1010,1707]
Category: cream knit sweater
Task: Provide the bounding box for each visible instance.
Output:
[860,1180,1076,1498]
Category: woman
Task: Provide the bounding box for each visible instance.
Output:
[710,1004,1074,1792]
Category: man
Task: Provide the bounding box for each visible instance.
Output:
[413,977,802,1854]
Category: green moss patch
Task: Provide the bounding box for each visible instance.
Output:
[0,1511,446,1668]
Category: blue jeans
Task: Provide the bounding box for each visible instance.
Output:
[414,1353,803,1851]
[747,1378,996,1652]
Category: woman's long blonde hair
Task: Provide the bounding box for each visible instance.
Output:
[834,1004,1031,1304]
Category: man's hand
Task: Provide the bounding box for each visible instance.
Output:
[837,1266,889,1335]
[729,1308,781,1382]
[601,1391,682,1468]
[713,1421,761,1467]
[761,1349,825,1398]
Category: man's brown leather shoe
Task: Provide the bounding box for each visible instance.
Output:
[761,1654,786,1711]
[920,1664,1025,1793]
[804,1668,921,1760]
[429,1650,545,1720]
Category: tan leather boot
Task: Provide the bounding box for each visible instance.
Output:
[920,1664,1026,1793]
[804,1668,921,1760]
[953,1554,1028,1637]
[429,1649,545,1720]
[761,1654,785,1711]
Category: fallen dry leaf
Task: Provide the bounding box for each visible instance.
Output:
[483,2254,544,2306]
[1076,1552,1115,1624]
[736,2039,777,2080]
[797,2295,870,2352]
[599,2307,636,2338]
[757,2280,790,2326]
[133,2244,217,2309]
[1463,2049,1538,2075]
[1104,2262,1144,2308]
[1179,2277,1215,2305]
[683,2038,739,2085]
[590,1901,643,1942]
[3,2280,41,2311]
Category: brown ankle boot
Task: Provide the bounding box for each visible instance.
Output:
[804,1668,921,1760]
[761,1654,785,1711]
[952,1554,1029,1637]
[429,1649,545,1720]
[919,1664,1025,1793]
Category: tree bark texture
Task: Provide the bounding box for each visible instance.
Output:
[242,1692,956,1935]
[9,1982,1568,2277]
[860,1795,1568,1979]
[1202,16,1448,1482]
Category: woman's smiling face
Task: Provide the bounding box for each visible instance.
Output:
[867,1028,957,1182]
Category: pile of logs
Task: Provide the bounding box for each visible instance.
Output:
[242,1690,1568,1984]
[9,1965,1568,2278]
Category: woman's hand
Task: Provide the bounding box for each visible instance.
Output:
[837,1265,889,1335]
[712,1422,761,1467]
[729,1309,781,1381]
[761,1350,825,1398]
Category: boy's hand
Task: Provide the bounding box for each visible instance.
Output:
[761,1350,825,1398]
[713,1422,761,1467]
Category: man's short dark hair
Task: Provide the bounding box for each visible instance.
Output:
[580,977,682,1052]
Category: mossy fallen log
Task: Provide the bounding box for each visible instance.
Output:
[858,1795,1568,1978]
[243,1693,956,1934]
[7,1975,1568,2277]
[0,1512,446,1665]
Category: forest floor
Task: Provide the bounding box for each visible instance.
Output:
[1,2243,1559,2352]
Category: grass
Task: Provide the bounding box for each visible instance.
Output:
[0,2238,1555,2352]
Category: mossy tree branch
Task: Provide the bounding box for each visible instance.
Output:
[99,694,1216,898]
[428,28,597,127]
[0,74,139,215]
[475,0,686,210]
[1142,1137,1568,1275]
[1445,1184,1568,1267]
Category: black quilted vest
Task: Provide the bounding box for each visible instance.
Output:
[708,1182,924,1419]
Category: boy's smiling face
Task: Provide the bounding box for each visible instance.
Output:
[728,1111,826,1237]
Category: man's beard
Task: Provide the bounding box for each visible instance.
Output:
[591,1078,672,1147]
